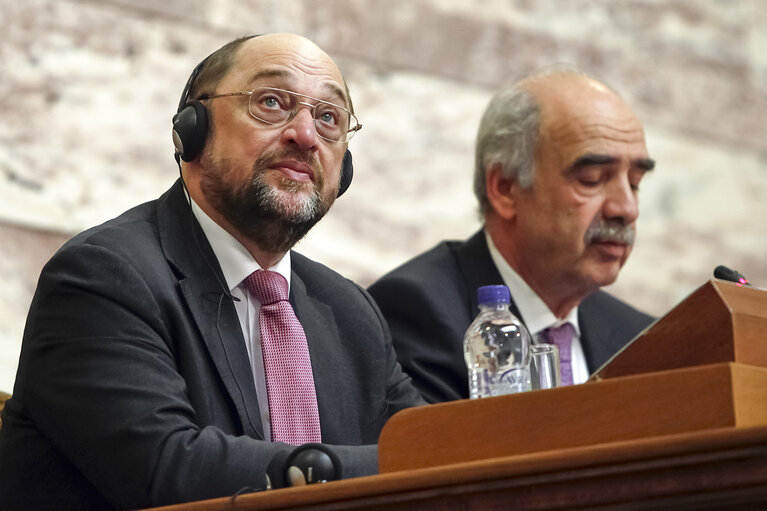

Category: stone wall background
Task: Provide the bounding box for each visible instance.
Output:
[1,0,765,392]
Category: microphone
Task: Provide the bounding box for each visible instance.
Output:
[265,444,341,490]
[713,265,751,286]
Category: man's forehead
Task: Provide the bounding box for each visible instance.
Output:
[538,87,648,155]
[246,35,340,76]
[227,36,347,100]
[245,68,347,101]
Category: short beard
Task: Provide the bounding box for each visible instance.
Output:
[200,149,330,254]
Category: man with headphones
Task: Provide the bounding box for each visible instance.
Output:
[0,33,425,509]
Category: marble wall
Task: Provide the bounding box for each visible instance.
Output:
[1,0,766,392]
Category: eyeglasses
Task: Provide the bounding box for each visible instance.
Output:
[198,87,362,143]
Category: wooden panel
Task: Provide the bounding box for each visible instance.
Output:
[144,426,767,511]
[378,363,767,473]
[719,280,767,369]
[594,280,732,379]
[733,364,767,427]
[593,280,767,380]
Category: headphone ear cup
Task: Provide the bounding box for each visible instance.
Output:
[172,101,209,162]
[336,149,354,197]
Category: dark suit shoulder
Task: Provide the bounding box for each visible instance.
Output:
[56,198,161,259]
[369,239,467,298]
[368,238,479,403]
[582,289,654,328]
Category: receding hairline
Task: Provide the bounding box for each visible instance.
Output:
[513,66,620,96]
[517,70,642,140]
[223,35,354,112]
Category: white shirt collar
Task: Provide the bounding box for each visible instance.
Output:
[485,230,580,336]
[188,197,292,291]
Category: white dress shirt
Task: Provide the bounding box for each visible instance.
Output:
[485,231,590,384]
[190,197,292,439]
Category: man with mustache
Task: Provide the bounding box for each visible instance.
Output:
[0,34,424,509]
[369,70,655,403]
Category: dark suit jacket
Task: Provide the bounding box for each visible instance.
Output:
[368,230,655,403]
[0,180,424,510]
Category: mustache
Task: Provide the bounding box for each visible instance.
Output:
[584,217,635,245]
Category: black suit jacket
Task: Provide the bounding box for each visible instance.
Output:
[0,180,424,510]
[368,230,654,403]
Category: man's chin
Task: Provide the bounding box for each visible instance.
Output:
[269,173,316,194]
[268,189,316,216]
[588,260,624,288]
[579,252,624,287]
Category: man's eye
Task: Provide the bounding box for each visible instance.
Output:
[316,108,340,126]
[261,96,284,109]
[629,171,646,192]
[577,174,603,186]
[256,91,291,110]
[574,165,607,187]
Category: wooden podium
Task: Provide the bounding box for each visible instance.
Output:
[149,280,767,510]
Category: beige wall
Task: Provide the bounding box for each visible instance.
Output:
[2,0,766,392]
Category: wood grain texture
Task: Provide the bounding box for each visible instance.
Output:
[144,426,767,510]
[378,363,767,473]
[594,280,767,380]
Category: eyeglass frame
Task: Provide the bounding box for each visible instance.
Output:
[196,86,362,143]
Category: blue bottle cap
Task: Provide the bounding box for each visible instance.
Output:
[477,285,511,305]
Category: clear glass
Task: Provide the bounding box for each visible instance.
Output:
[530,343,560,390]
[201,87,361,143]
[464,303,532,398]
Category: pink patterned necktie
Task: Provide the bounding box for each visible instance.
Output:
[541,322,575,386]
[244,270,321,445]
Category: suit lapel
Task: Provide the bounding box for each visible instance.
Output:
[579,308,610,372]
[157,181,263,439]
[289,257,359,444]
[454,230,525,320]
[578,292,624,372]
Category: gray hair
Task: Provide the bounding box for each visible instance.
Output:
[473,84,541,216]
[474,66,599,216]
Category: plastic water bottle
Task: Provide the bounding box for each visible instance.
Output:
[463,285,532,398]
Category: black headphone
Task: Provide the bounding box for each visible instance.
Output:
[171,36,354,197]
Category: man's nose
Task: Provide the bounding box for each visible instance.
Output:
[603,177,639,224]
[281,105,320,150]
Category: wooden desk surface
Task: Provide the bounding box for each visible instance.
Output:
[147,425,767,511]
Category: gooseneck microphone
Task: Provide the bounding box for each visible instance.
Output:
[713,265,751,286]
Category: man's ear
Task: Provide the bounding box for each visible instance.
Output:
[485,163,518,220]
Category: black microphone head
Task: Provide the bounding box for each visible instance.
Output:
[265,449,291,490]
[714,265,734,280]
[714,265,750,286]
[285,444,340,486]
[266,444,341,489]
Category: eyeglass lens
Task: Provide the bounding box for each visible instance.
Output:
[248,88,356,142]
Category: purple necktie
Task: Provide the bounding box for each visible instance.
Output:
[541,323,575,386]
[245,270,321,445]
